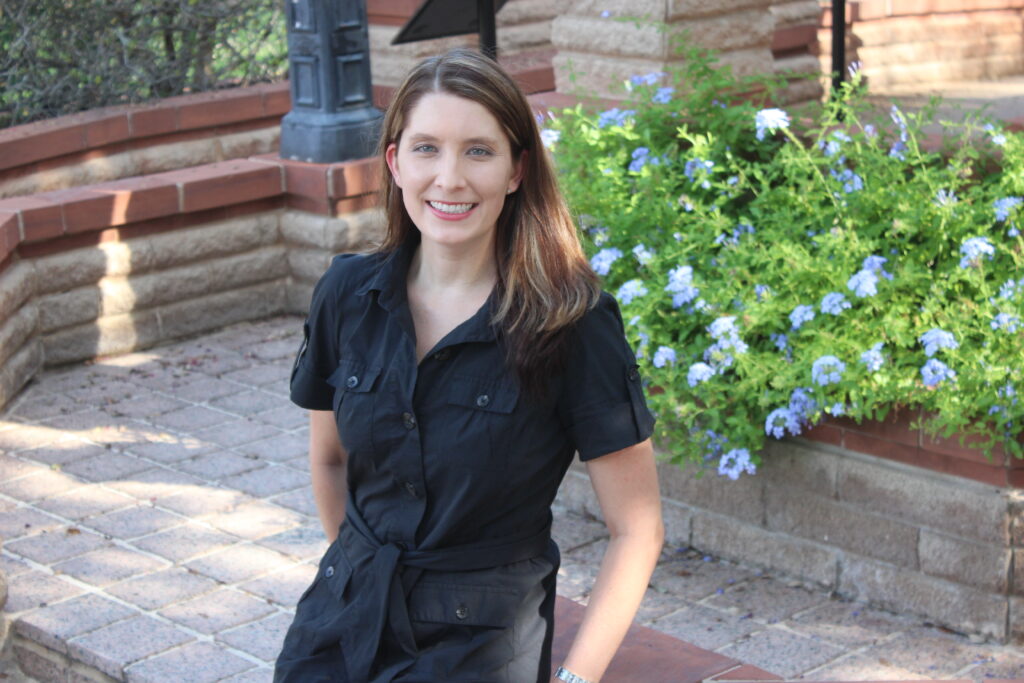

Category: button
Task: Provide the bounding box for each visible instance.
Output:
[434,349,451,361]
[475,394,490,408]
[402,412,416,429]
[455,605,468,620]
[628,367,640,381]
[346,375,359,389]
[404,481,417,497]
[325,565,335,578]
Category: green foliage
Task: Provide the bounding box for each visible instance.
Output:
[545,45,1024,477]
[0,0,287,127]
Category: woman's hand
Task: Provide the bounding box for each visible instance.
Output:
[308,409,348,541]
[556,439,664,682]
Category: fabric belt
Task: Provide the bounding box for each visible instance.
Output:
[341,495,552,682]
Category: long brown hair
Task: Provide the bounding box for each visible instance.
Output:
[378,48,600,394]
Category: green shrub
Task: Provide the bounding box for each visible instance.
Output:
[0,0,287,128]
[546,46,1024,476]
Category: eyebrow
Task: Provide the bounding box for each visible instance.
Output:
[405,133,501,146]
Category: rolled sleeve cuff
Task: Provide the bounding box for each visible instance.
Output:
[290,362,334,411]
[572,401,655,461]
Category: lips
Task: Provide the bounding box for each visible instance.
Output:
[427,200,477,214]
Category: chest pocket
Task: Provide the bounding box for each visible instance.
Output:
[327,360,382,457]
[444,375,519,473]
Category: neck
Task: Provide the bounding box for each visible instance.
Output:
[409,236,498,292]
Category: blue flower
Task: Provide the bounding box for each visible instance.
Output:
[754,108,790,141]
[831,167,863,193]
[708,316,739,340]
[629,72,664,87]
[888,139,907,160]
[632,243,655,266]
[687,362,715,387]
[684,158,714,181]
[847,269,879,298]
[653,346,677,368]
[597,108,635,128]
[861,254,894,280]
[789,304,816,330]
[934,189,958,207]
[727,175,739,185]
[864,124,877,138]
[590,247,622,276]
[665,265,699,308]
[755,284,771,301]
[812,355,846,386]
[860,342,885,371]
[820,292,851,315]
[985,125,1007,146]
[629,147,650,172]
[994,197,1023,221]
[992,313,1021,333]
[718,448,756,480]
[788,387,817,422]
[921,358,956,387]
[770,333,788,352]
[652,87,674,104]
[999,279,1024,300]
[919,328,958,356]
[765,407,801,439]
[540,128,560,149]
[959,236,995,268]
[600,9,611,17]
[828,403,845,416]
[635,330,650,360]
[704,337,748,370]
[617,279,648,305]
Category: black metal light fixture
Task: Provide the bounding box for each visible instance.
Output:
[280,0,383,163]
[391,0,509,60]
[832,0,846,96]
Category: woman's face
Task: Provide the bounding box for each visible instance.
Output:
[385,92,523,252]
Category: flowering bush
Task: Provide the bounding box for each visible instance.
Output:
[544,47,1024,476]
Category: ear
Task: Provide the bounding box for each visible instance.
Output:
[385,142,402,188]
[508,150,526,194]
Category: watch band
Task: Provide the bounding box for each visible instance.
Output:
[555,666,594,683]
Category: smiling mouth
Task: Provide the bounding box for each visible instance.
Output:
[428,201,477,214]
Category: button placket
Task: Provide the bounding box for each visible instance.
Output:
[455,605,468,620]
[402,412,416,430]
[475,394,490,408]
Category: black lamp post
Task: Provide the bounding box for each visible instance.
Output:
[832,0,846,96]
[280,0,383,163]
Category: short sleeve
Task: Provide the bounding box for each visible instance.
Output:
[289,255,356,410]
[558,292,656,461]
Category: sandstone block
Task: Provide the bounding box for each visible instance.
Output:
[144,214,279,271]
[287,282,315,315]
[569,0,664,17]
[156,281,287,342]
[669,0,774,20]
[98,264,210,316]
[836,453,1009,543]
[668,10,775,52]
[554,469,604,520]
[1010,596,1024,643]
[0,339,42,406]
[838,553,1008,640]
[279,209,380,253]
[38,288,101,333]
[662,498,692,548]
[206,246,289,292]
[765,487,919,567]
[497,0,571,24]
[130,137,224,177]
[770,0,822,28]
[0,262,36,320]
[14,636,70,683]
[552,16,668,60]
[760,439,838,496]
[218,126,281,162]
[657,459,765,525]
[287,247,334,286]
[692,510,839,586]
[42,309,161,365]
[917,530,1009,593]
[0,302,37,367]
[279,210,334,250]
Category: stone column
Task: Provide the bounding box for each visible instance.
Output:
[550,0,799,100]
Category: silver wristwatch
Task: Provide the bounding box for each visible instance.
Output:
[554,666,594,683]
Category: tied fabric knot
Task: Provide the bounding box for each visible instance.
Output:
[340,496,552,682]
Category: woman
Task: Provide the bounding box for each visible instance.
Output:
[275,48,664,683]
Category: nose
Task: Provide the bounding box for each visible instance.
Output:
[435,152,467,190]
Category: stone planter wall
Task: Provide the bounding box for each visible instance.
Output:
[817,0,1024,89]
[559,435,1024,643]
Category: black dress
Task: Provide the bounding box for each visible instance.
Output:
[274,238,655,683]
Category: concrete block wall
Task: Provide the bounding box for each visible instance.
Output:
[560,437,1024,642]
[817,0,1024,89]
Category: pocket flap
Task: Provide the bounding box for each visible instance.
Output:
[447,376,518,414]
[321,539,354,602]
[408,582,521,628]
[327,360,382,393]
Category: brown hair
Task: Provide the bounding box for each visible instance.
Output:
[377,48,600,394]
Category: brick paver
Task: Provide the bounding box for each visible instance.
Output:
[3,314,1023,682]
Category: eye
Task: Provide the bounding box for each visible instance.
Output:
[467,147,493,157]
[411,143,437,154]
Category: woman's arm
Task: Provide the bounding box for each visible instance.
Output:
[308,409,348,542]
[555,438,664,682]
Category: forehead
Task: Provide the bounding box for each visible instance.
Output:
[402,92,509,145]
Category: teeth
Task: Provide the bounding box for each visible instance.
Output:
[429,201,474,214]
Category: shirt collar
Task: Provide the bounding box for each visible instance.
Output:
[356,236,499,345]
